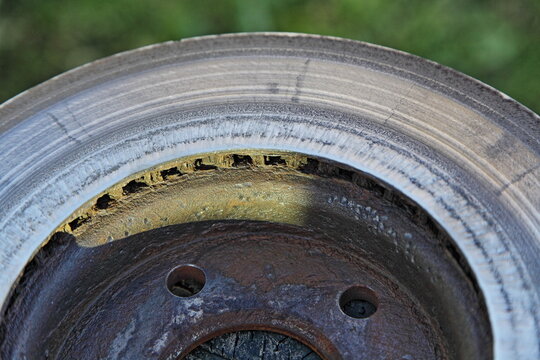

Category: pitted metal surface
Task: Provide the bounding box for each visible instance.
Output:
[0,153,490,359]
[1,223,450,359]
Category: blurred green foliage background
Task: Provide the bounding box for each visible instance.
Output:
[1,0,538,112]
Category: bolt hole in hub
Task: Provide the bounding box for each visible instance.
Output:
[167,265,206,298]
[166,265,380,320]
[339,286,378,319]
[0,152,492,359]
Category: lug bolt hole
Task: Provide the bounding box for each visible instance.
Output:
[339,286,378,319]
[166,265,206,297]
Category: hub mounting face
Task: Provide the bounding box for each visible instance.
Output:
[1,152,491,359]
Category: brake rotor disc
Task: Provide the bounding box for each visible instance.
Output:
[1,152,490,359]
[0,33,538,359]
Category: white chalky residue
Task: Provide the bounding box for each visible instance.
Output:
[152,332,169,353]
[187,308,203,321]
[107,319,136,360]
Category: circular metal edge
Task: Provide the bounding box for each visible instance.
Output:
[0,32,538,359]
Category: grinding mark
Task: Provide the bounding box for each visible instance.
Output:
[65,105,91,139]
[497,162,540,194]
[383,84,415,126]
[291,59,311,103]
[47,112,81,144]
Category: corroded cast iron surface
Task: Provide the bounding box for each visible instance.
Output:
[2,222,444,359]
[0,155,491,359]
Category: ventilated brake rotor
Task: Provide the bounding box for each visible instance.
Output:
[0,33,538,359]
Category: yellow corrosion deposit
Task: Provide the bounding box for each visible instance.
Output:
[54,151,324,247]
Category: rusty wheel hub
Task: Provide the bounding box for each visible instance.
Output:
[1,153,491,359]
